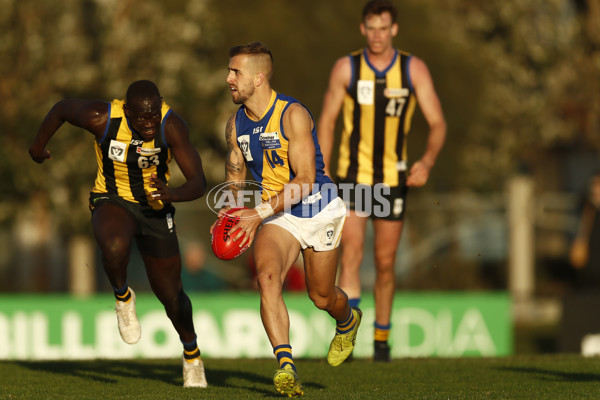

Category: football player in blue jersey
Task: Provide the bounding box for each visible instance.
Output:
[213,42,361,397]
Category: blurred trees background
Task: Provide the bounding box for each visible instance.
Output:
[427,0,600,191]
[1,0,599,292]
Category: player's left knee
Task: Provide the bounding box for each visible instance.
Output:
[307,290,335,311]
[374,254,396,271]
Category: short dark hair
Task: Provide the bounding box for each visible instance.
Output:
[229,41,273,63]
[362,0,397,23]
[126,80,160,104]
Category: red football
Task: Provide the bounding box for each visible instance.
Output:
[211,207,250,260]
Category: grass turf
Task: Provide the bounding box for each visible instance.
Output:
[1,355,599,399]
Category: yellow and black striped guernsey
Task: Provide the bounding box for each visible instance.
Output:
[92,99,172,210]
[338,48,417,187]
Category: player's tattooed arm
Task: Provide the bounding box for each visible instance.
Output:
[224,114,246,198]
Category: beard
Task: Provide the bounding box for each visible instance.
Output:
[231,83,255,105]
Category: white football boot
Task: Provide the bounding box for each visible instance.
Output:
[115,288,141,344]
[183,356,208,388]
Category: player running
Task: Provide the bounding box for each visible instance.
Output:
[213,42,361,397]
[29,80,208,388]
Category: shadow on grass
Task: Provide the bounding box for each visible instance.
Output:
[498,366,600,383]
[16,359,325,397]
[17,359,181,386]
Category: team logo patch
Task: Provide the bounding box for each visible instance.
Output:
[393,198,404,218]
[321,223,335,247]
[357,80,374,105]
[108,140,127,162]
[238,135,253,162]
[166,213,174,232]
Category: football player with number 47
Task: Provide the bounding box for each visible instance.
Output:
[318,0,447,361]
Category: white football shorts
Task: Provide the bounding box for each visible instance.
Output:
[263,196,346,251]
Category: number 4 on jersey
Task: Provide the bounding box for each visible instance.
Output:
[265,150,284,168]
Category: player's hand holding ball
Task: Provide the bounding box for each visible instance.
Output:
[211,207,250,260]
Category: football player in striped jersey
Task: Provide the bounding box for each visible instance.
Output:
[318,0,447,361]
[29,80,208,387]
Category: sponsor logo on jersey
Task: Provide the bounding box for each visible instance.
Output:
[136,147,162,156]
[383,88,410,98]
[259,132,282,150]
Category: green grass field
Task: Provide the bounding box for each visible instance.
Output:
[1,355,599,399]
